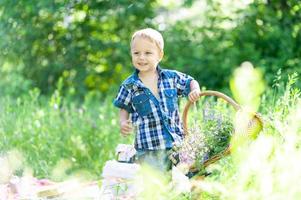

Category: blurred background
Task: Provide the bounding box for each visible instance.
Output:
[1,0,300,98]
[0,0,300,187]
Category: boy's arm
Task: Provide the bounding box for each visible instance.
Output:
[119,108,133,136]
[188,80,201,102]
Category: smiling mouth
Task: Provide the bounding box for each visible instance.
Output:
[138,63,147,66]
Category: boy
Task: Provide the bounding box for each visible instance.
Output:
[113,28,201,172]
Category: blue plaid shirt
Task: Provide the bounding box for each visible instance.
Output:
[113,66,193,150]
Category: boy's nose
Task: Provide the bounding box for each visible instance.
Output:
[138,54,145,59]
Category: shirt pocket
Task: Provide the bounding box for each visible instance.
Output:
[163,88,178,111]
[132,93,152,116]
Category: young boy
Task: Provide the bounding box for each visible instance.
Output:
[113,28,201,172]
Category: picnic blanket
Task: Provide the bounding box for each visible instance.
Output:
[0,144,140,199]
[0,176,100,199]
[0,144,189,199]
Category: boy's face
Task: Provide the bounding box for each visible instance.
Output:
[131,36,163,73]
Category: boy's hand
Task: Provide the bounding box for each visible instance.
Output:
[188,89,201,103]
[120,119,133,136]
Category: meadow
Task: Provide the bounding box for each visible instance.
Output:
[1,0,301,198]
[1,68,300,199]
[0,88,124,180]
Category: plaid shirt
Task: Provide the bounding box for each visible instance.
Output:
[113,66,193,150]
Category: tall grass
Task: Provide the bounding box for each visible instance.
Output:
[1,67,300,199]
[192,72,301,199]
[0,88,128,180]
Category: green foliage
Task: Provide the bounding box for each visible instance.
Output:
[174,95,235,173]
[230,62,265,111]
[0,0,301,198]
[0,62,32,97]
[162,0,301,91]
[0,70,300,199]
[197,75,301,200]
[0,0,157,96]
[1,0,300,96]
[202,119,233,158]
[0,91,123,179]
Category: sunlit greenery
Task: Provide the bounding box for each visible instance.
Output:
[1,0,300,96]
[0,91,123,179]
[194,73,301,200]
[0,0,301,199]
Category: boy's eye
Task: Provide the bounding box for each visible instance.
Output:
[145,52,152,54]
[133,52,139,55]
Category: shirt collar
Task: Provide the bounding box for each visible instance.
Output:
[133,65,164,78]
[131,65,165,89]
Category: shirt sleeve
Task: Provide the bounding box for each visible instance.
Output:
[113,85,134,113]
[174,70,194,97]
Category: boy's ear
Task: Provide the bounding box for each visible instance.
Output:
[159,51,164,61]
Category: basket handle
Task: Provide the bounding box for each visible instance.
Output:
[182,90,241,136]
[181,90,241,171]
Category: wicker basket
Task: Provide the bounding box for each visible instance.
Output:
[181,90,263,171]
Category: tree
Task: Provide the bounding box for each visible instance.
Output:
[0,0,157,96]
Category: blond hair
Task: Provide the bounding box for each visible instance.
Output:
[131,28,164,52]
